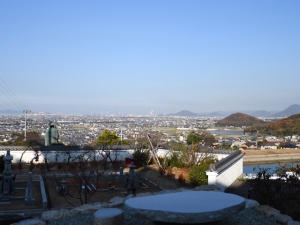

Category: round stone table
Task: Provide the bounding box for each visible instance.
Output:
[124,191,245,224]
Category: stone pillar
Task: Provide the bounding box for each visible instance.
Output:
[25,172,35,206]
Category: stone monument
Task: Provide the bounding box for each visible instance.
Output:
[0,150,16,203]
[123,162,140,196]
[45,121,59,146]
[25,172,35,206]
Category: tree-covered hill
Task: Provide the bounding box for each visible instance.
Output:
[215,112,266,127]
[245,114,300,136]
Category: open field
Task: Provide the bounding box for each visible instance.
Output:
[244,149,300,156]
[243,149,300,165]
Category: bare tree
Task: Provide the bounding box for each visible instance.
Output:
[47,151,103,206]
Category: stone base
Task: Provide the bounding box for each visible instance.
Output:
[94,208,123,225]
[153,218,228,225]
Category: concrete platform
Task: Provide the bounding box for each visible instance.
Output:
[124,191,245,224]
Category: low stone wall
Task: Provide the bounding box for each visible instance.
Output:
[9,185,300,225]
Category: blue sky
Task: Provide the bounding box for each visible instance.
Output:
[0,1,299,115]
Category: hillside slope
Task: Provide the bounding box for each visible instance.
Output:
[245,114,300,136]
[216,112,266,127]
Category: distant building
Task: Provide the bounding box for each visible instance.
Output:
[261,142,277,150]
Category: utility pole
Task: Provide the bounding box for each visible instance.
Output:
[23,110,31,141]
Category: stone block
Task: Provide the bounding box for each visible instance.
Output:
[288,220,300,225]
[245,199,260,209]
[107,196,126,207]
[70,204,104,215]
[11,218,46,225]
[94,208,123,225]
[135,192,152,197]
[41,209,71,221]
[254,205,292,224]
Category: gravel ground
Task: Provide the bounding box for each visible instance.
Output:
[47,208,280,225]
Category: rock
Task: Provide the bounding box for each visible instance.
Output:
[136,192,153,197]
[125,194,135,200]
[41,209,71,221]
[70,204,102,215]
[11,218,46,225]
[94,208,123,225]
[288,220,300,225]
[108,196,126,207]
[152,189,178,195]
[254,205,292,224]
[92,202,110,209]
[245,199,260,208]
[176,188,191,192]
[194,185,221,191]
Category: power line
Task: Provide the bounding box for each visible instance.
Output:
[0,95,15,110]
[0,77,28,110]
[0,77,29,111]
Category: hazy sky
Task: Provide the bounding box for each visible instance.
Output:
[1,1,299,115]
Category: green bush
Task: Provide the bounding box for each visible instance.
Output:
[168,152,187,168]
[132,149,149,167]
[189,159,216,186]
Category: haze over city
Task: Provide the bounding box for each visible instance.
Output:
[1,1,299,115]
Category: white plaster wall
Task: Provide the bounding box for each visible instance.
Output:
[207,157,243,191]
[0,149,230,165]
[0,149,135,163]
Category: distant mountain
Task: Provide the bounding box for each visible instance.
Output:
[249,110,273,117]
[168,110,199,117]
[215,112,266,127]
[245,113,300,136]
[207,112,224,117]
[0,110,22,114]
[272,104,300,117]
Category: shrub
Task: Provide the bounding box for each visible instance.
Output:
[188,159,216,186]
[168,152,187,168]
[250,166,300,221]
[178,173,185,183]
[166,167,173,177]
[132,149,149,168]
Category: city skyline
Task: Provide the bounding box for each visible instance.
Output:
[1,1,299,115]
